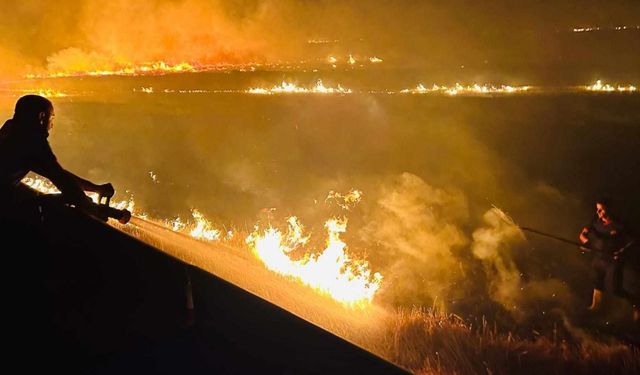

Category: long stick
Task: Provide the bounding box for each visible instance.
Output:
[520,226,634,256]
[492,206,631,256]
[519,226,594,250]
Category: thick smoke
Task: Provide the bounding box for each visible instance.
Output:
[469,208,574,321]
[356,173,580,321]
[359,173,469,306]
[1,1,638,81]
[471,208,525,316]
[1,0,638,329]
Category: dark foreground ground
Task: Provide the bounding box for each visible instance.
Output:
[0,200,407,375]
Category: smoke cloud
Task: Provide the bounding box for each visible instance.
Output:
[1,1,638,81]
[2,0,638,329]
[356,174,581,322]
[471,208,525,316]
[359,173,469,306]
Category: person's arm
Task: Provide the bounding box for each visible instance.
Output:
[70,174,114,197]
[613,224,635,260]
[579,225,595,252]
[30,139,111,207]
[33,161,93,208]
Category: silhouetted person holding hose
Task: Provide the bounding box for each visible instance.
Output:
[579,198,638,321]
[0,94,130,224]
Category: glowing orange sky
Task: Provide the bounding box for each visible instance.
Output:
[0,0,638,79]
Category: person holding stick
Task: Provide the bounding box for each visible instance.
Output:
[579,198,638,320]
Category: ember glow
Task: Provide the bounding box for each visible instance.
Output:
[246,216,382,306]
[247,80,352,95]
[326,189,363,210]
[585,80,637,93]
[400,83,531,95]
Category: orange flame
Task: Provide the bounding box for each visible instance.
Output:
[247,80,352,95]
[246,216,382,306]
[586,80,637,93]
[26,61,200,79]
[400,83,531,95]
[189,209,221,241]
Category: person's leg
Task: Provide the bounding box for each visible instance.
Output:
[611,262,640,321]
[589,258,605,310]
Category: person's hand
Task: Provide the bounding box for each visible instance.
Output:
[613,248,625,261]
[97,183,115,198]
[579,227,590,246]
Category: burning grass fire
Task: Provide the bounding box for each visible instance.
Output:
[5,2,640,373]
[22,174,380,306]
[400,83,531,95]
[25,61,200,79]
[585,80,638,93]
[0,88,69,98]
[22,53,385,80]
[247,80,352,95]
[246,216,383,306]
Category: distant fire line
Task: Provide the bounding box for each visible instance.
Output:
[584,80,637,93]
[5,80,637,99]
[24,54,385,79]
[400,83,531,96]
[247,80,352,95]
[129,81,639,96]
[573,25,640,33]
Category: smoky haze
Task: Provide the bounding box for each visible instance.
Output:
[1,0,639,83]
[3,85,637,326]
[1,1,640,328]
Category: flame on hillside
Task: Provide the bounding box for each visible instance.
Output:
[189,209,221,241]
[21,176,380,306]
[246,216,382,306]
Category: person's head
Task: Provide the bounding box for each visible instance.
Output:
[13,95,55,136]
[595,196,614,223]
